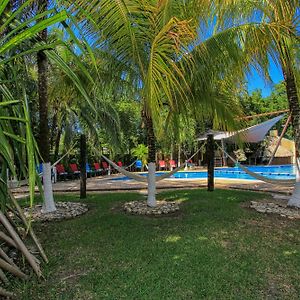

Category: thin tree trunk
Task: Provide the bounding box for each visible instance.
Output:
[144,113,157,206]
[37,37,49,162]
[80,134,87,199]
[50,113,58,152]
[145,114,156,163]
[37,0,56,213]
[54,128,62,162]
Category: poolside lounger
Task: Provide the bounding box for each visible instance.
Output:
[69,163,80,179]
[102,161,109,174]
[135,160,142,171]
[94,162,102,175]
[86,163,96,177]
[169,160,176,169]
[56,164,69,180]
[159,160,166,170]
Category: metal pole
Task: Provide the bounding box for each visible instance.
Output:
[207,134,214,192]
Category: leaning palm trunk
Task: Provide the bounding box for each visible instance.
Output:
[283,64,300,207]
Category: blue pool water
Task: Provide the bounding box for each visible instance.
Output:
[113,165,296,181]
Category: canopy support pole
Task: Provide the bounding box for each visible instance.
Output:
[268,114,291,165]
[207,134,214,191]
[221,139,227,167]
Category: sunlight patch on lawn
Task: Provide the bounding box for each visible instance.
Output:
[165,235,181,243]
[283,250,298,256]
[197,236,209,241]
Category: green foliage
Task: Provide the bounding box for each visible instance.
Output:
[0,1,68,208]
[131,144,148,167]
[240,82,291,138]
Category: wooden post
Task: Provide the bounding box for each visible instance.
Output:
[80,134,87,199]
[207,134,214,191]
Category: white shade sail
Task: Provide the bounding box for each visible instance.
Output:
[197,114,285,143]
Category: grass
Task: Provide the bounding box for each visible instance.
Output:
[13,189,300,299]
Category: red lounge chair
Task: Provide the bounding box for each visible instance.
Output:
[102,161,109,174]
[169,160,176,169]
[117,161,123,167]
[159,160,166,170]
[69,163,80,178]
[94,162,102,175]
[56,164,68,180]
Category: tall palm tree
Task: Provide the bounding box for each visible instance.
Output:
[66,0,254,206]
[0,1,68,295]
[214,0,300,206]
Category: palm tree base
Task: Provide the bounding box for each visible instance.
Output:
[41,162,57,213]
[147,163,157,207]
[288,182,300,208]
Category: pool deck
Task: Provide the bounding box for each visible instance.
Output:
[11,173,294,198]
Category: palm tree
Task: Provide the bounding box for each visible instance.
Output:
[47,46,121,159]
[0,1,67,296]
[214,0,300,206]
[35,0,57,212]
[67,0,256,206]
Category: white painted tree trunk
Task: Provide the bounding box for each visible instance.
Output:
[288,159,300,208]
[147,162,156,207]
[42,162,56,213]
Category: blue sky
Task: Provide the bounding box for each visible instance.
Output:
[247,61,283,97]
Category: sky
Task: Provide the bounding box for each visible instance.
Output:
[247,61,283,98]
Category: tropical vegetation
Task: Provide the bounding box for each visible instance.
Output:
[0,0,299,297]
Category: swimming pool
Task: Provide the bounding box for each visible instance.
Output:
[113,165,296,181]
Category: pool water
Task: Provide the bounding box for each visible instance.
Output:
[113,165,296,181]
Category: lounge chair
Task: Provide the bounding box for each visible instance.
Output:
[135,160,142,171]
[94,162,102,175]
[102,161,109,174]
[117,161,123,167]
[159,160,166,170]
[86,163,96,177]
[69,163,80,179]
[56,164,69,181]
[169,159,176,170]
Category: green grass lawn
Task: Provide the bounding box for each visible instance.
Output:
[14,189,300,299]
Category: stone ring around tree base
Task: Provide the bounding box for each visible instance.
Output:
[23,202,88,222]
[124,200,180,216]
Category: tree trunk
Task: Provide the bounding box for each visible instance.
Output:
[50,113,57,152]
[147,162,156,207]
[144,114,156,206]
[54,128,62,162]
[37,0,56,213]
[145,114,156,163]
[283,65,300,207]
[80,134,87,199]
[37,44,49,162]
